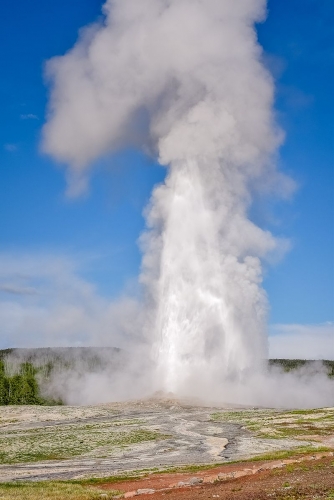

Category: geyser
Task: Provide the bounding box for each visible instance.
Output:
[42,0,333,406]
[144,158,275,393]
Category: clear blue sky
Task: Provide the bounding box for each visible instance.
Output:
[0,0,333,351]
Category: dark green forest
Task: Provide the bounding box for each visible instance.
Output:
[0,359,57,405]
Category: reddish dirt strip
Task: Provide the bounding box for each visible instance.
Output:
[96,451,334,499]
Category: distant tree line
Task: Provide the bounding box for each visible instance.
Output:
[269,359,334,377]
[0,360,60,405]
[0,348,333,405]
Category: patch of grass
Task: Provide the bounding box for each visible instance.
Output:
[274,424,334,438]
[211,407,334,441]
[289,409,323,415]
[239,445,331,462]
[72,462,227,486]
[0,481,121,499]
[70,474,142,486]
[153,462,225,475]
[0,422,168,464]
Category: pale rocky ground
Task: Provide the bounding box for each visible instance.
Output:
[0,398,333,482]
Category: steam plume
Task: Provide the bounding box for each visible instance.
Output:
[42,0,332,406]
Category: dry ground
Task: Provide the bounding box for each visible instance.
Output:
[96,452,334,499]
[0,399,333,498]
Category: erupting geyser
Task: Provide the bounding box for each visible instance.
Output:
[144,157,278,394]
[43,0,292,397]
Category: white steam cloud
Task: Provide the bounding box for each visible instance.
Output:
[41,0,332,407]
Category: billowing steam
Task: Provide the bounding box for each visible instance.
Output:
[42,0,332,407]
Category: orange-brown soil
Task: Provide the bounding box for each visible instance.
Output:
[97,452,334,499]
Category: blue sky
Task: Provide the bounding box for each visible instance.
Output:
[0,0,333,356]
